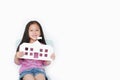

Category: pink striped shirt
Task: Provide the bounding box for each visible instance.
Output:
[19,59,45,73]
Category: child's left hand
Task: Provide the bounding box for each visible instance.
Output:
[50,53,55,60]
[43,53,55,66]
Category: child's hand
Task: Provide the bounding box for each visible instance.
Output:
[16,52,24,58]
[50,53,55,60]
[43,61,51,65]
[43,53,55,66]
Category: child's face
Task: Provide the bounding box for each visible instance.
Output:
[28,23,41,43]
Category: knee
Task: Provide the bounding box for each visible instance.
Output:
[35,74,46,80]
[23,74,35,80]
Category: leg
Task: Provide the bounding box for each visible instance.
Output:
[35,73,46,80]
[23,74,35,80]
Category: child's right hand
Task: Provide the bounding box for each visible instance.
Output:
[16,52,24,58]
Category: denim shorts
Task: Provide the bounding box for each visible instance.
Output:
[19,68,48,80]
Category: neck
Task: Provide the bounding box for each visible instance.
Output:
[30,39,37,43]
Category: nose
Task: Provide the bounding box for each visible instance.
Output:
[33,31,37,34]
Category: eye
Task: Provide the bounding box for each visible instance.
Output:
[36,29,39,31]
[30,30,33,32]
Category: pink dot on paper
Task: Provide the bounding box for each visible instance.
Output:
[34,52,38,58]
[44,54,48,57]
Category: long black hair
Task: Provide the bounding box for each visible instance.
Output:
[16,20,46,52]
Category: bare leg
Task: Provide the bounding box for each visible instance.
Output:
[23,74,35,80]
[35,73,45,80]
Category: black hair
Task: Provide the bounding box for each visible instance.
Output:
[16,20,46,52]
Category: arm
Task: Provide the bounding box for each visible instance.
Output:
[43,53,55,66]
[14,52,24,65]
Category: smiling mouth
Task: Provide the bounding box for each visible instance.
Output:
[32,35,38,37]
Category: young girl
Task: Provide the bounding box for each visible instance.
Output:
[14,20,55,80]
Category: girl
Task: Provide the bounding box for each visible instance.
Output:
[14,20,55,80]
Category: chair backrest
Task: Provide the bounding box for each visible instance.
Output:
[46,39,54,47]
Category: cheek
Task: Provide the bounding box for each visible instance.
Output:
[38,32,41,36]
[29,32,32,37]
[28,32,31,35]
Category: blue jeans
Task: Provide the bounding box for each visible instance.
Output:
[19,68,48,80]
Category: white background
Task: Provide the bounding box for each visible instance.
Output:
[0,0,120,80]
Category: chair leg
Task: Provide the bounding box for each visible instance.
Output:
[46,77,48,80]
